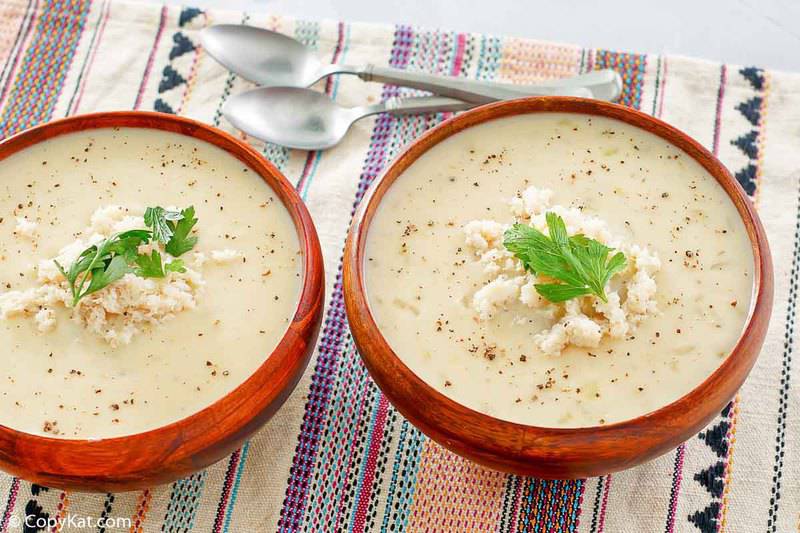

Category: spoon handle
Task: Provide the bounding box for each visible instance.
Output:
[355,66,621,103]
[353,96,476,119]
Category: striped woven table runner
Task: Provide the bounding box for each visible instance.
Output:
[0,0,798,531]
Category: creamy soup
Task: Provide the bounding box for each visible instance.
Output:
[365,113,754,428]
[0,127,300,438]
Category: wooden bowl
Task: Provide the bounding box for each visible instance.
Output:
[0,112,325,491]
[343,97,773,479]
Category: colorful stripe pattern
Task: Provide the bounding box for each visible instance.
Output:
[593,50,646,109]
[278,29,626,533]
[0,0,90,137]
[0,2,797,531]
[278,25,418,531]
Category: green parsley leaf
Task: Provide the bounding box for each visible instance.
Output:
[503,223,584,287]
[503,212,627,304]
[106,230,152,262]
[55,206,198,306]
[144,206,183,244]
[134,250,166,278]
[83,255,132,297]
[534,283,593,303]
[164,259,187,273]
[165,206,198,257]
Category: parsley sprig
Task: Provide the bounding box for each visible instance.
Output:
[54,206,197,307]
[503,212,626,303]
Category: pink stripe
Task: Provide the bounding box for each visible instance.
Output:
[712,65,727,155]
[575,478,587,529]
[666,445,686,533]
[297,152,317,186]
[0,0,40,110]
[296,21,345,193]
[0,479,20,533]
[322,22,346,95]
[212,450,241,533]
[350,396,390,532]
[69,0,110,115]
[597,475,612,532]
[133,5,167,110]
[332,364,375,529]
[451,33,467,76]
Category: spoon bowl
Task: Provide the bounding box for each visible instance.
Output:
[224,87,355,150]
[203,25,329,88]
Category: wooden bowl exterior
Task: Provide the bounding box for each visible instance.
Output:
[0,112,325,491]
[343,97,773,479]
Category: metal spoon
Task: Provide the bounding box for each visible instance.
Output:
[202,25,622,103]
[224,86,590,150]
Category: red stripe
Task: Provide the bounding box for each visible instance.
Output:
[331,361,374,528]
[133,5,166,110]
[350,396,390,532]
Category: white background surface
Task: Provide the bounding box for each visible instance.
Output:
[131,0,799,72]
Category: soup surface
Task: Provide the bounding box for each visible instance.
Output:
[0,127,300,438]
[365,113,754,428]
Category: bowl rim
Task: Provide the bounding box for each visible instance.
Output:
[0,111,325,488]
[343,96,773,477]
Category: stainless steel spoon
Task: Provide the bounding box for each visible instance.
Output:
[224,86,588,150]
[202,25,622,103]
[223,88,471,150]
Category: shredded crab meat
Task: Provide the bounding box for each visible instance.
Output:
[13,217,38,239]
[0,205,238,346]
[464,186,661,356]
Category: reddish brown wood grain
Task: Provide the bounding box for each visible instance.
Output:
[343,97,774,479]
[0,112,325,491]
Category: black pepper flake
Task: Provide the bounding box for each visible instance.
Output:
[483,344,497,361]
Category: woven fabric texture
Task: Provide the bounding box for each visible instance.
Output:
[0,1,798,531]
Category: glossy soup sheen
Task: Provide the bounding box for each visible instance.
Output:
[0,127,301,439]
[365,113,754,428]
